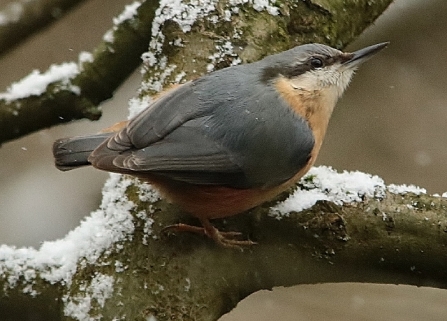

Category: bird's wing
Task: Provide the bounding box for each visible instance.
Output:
[91,122,245,186]
[89,67,315,188]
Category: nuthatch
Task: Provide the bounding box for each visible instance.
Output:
[53,42,388,247]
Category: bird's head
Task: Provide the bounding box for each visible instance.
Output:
[261,42,388,107]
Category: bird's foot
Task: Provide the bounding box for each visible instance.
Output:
[163,219,256,249]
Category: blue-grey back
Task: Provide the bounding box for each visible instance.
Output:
[94,61,315,188]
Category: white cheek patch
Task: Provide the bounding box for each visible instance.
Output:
[336,68,356,95]
[290,64,355,98]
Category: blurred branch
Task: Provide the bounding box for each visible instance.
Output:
[0,0,86,56]
[0,0,158,145]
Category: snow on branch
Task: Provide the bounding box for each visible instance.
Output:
[0,62,80,102]
[1,165,442,320]
[270,166,426,218]
[0,0,157,145]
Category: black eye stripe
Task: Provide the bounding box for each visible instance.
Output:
[260,53,340,83]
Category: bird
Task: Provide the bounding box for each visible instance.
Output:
[53,42,388,247]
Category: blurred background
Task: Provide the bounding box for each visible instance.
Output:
[0,0,446,319]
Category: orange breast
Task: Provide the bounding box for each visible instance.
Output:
[144,153,317,220]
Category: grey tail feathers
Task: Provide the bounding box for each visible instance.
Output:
[53,133,113,171]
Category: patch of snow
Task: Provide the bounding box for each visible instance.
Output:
[207,41,241,70]
[271,167,431,219]
[115,260,125,273]
[103,29,115,43]
[0,63,79,101]
[137,182,161,203]
[174,71,187,83]
[388,184,426,195]
[270,166,386,218]
[228,0,278,15]
[89,274,114,307]
[79,51,94,64]
[229,0,278,14]
[135,211,156,245]
[104,1,141,50]
[113,1,142,25]
[0,173,135,291]
[141,63,177,93]
[63,273,114,320]
[128,96,152,119]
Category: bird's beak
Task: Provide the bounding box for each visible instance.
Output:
[343,42,389,69]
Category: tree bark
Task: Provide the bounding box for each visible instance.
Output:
[1,175,446,320]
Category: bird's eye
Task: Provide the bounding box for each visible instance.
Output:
[310,57,324,69]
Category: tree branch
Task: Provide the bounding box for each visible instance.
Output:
[1,168,446,320]
[0,0,159,145]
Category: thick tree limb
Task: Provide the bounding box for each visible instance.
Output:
[1,171,446,320]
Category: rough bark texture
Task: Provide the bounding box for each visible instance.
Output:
[86,190,446,320]
[2,189,446,320]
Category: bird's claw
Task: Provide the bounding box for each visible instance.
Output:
[162,221,256,249]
